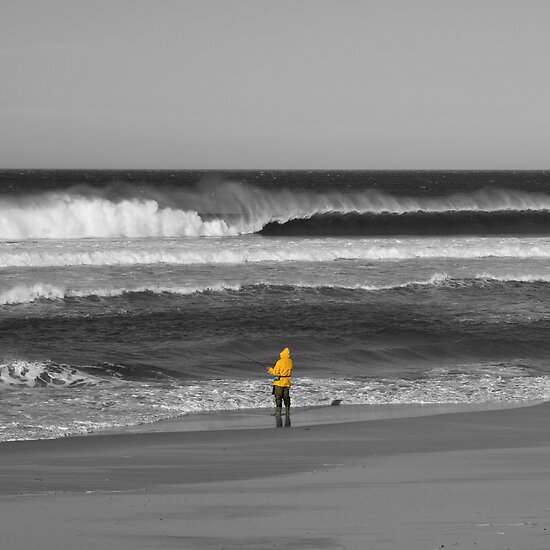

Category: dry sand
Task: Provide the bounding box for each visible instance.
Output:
[1,402,550,549]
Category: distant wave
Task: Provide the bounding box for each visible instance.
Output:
[2,183,550,239]
[3,275,550,305]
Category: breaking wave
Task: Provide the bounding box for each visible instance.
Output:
[0,282,243,305]
[2,183,550,239]
[0,359,103,388]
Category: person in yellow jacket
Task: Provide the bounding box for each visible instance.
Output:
[267,347,293,417]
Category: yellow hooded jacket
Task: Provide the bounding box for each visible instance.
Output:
[268,347,293,387]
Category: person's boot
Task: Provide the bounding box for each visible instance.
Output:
[275,406,282,417]
[285,406,291,416]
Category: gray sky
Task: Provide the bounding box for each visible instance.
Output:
[1,0,549,169]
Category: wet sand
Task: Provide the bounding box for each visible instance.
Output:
[1,402,550,549]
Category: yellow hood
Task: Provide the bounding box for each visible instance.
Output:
[269,347,293,387]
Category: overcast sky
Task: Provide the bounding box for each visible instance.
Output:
[1,0,549,169]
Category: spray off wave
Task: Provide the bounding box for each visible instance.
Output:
[2,184,550,240]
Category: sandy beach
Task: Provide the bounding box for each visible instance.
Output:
[1,402,549,549]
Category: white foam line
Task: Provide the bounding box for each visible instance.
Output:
[4,273,550,305]
[3,239,550,267]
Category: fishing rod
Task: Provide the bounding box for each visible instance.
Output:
[233,350,269,368]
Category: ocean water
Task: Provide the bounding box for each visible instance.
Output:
[1,169,550,441]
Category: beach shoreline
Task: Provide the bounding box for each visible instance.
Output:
[95,399,543,436]
[1,401,550,549]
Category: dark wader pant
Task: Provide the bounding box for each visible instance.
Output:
[273,386,290,408]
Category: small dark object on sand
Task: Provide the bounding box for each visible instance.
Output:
[331,399,342,406]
